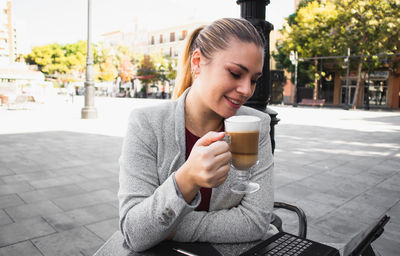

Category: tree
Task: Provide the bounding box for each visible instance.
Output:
[63,41,86,75]
[274,0,338,98]
[119,56,134,83]
[25,43,69,75]
[166,60,177,82]
[149,52,177,84]
[333,0,399,108]
[25,41,88,83]
[378,0,400,74]
[137,55,158,96]
[274,0,400,108]
[99,58,118,82]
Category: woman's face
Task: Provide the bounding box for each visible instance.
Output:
[192,38,264,119]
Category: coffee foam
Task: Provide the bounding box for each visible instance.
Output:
[224,115,261,132]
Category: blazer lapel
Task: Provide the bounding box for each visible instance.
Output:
[168,89,189,175]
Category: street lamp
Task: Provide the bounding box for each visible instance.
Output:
[81,0,97,119]
[236,0,279,153]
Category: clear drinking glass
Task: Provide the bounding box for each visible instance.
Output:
[224,115,261,194]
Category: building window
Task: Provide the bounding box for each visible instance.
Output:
[340,79,357,105]
[366,75,388,107]
[182,30,188,40]
[170,32,175,42]
[151,36,155,45]
[159,34,163,44]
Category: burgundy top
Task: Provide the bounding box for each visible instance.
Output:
[185,128,212,211]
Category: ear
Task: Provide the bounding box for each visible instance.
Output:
[191,49,201,75]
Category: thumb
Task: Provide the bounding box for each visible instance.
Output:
[196,131,226,147]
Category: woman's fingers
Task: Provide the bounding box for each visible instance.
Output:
[208,140,230,156]
[213,164,230,186]
[195,131,225,147]
[213,150,232,167]
[186,132,232,188]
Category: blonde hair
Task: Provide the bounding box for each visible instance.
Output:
[172,18,264,99]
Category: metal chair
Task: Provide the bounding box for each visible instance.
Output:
[271,201,307,238]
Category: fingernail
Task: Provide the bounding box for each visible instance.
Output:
[220,133,231,144]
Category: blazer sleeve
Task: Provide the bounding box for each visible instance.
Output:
[118,110,200,252]
[173,114,276,243]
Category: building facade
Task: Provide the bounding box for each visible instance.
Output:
[100,20,206,59]
[100,19,148,54]
[331,67,400,109]
[0,0,17,64]
[147,22,206,59]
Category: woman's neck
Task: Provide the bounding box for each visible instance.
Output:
[184,89,223,137]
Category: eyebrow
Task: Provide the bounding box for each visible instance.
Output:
[232,63,262,76]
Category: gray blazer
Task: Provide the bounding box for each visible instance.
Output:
[118,89,276,252]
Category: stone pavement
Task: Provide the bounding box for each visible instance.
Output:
[0,96,399,256]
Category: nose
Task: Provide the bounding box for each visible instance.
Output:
[236,79,253,99]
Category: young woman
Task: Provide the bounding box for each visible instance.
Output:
[118,18,276,252]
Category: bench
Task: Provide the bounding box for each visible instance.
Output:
[298,98,326,107]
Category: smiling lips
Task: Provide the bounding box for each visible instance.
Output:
[225,96,242,109]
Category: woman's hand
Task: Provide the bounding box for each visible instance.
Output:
[175,131,232,203]
[187,131,232,188]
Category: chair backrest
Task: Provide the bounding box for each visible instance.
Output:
[274,201,307,238]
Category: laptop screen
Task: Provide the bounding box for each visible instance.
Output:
[343,215,390,256]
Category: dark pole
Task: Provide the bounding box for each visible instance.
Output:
[237,0,279,153]
[365,57,370,110]
[344,48,350,110]
[81,0,97,119]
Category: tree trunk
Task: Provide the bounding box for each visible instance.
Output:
[352,51,365,109]
[314,58,318,100]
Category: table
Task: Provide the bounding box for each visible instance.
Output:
[93,231,257,256]
[94,214,389,256]
[93,231,345,256]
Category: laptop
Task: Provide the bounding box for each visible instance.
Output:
[240,232,340,256]
[153,232,339,256]
[344,214,390,256]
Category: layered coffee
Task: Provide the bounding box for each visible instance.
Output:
[228,131,259,170]
[224,115,261,170]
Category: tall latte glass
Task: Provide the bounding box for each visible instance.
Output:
[224,115,260,194]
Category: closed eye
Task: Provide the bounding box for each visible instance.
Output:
[229,71,240,79]
[252,76,262,85]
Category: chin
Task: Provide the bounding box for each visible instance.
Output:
[220,109,238,119]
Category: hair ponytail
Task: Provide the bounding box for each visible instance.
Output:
[172,18,264,100]
[172,26,204,100]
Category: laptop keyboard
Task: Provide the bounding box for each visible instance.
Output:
[253,233,313,256]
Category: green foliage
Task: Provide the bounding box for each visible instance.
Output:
[332,0,400,106]
[25,43,67,75]
[24,40,179,86]
[24,41,87,79]
[274,0,400,103]
[149,52,177,83]
[63,40,86,72]
[166,60,177,82]
[274,0,339,89]
[99,58,118,82]
[137,55,158,86]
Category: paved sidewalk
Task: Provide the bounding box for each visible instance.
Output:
[0,97,399,255]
